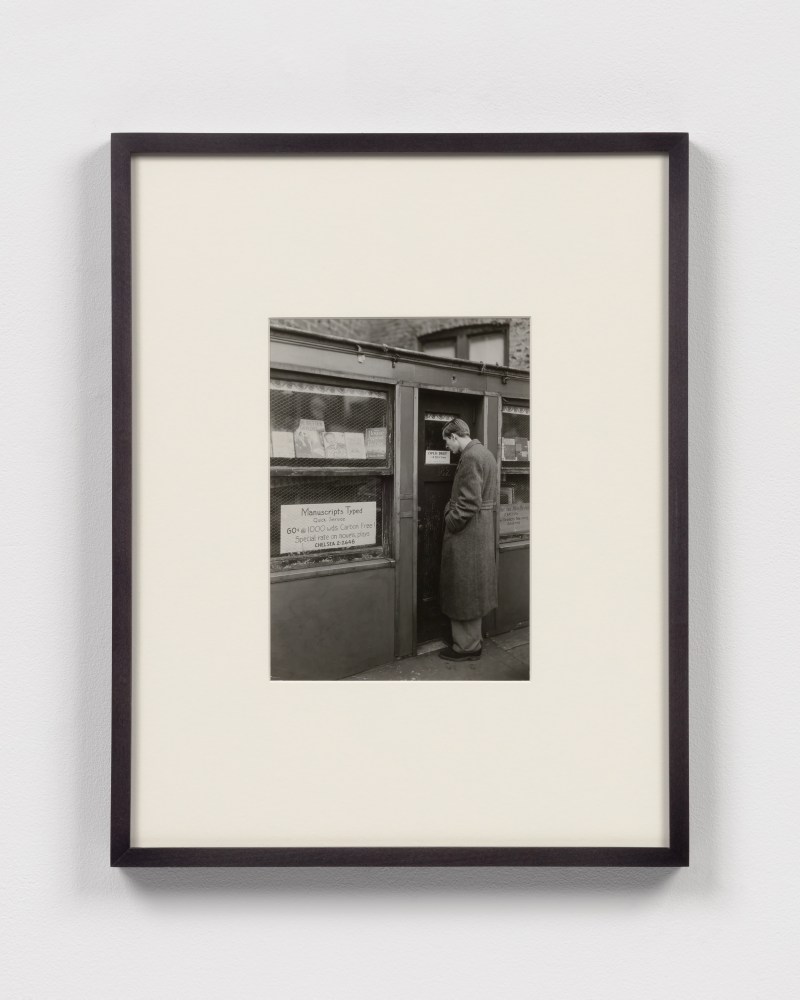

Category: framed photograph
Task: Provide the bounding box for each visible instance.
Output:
[112,133,688,866]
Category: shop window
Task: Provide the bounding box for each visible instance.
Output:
[418,324,509,365]
[499,402,530,539]
[270,380,390,468]
[270,378,393,570]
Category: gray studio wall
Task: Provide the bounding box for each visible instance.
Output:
[2,1,798,997]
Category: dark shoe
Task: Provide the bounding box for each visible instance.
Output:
[438,645,482,662]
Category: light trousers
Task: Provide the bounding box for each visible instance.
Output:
[450,616,483,653]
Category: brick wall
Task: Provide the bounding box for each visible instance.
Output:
[271,317,530,370]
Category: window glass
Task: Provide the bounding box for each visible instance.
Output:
[468,333,505,365]
[271,476,384,562]
[501,404,530,464]
[420,339,457,358]
[500,402,530,539]
[499,474,530,537]
[270,379,389,467]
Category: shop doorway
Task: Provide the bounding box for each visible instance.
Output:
[416,391,481,645]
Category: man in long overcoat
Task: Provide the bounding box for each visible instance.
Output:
[438,418,499,661]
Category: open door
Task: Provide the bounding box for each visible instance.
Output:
[416,391,480,645]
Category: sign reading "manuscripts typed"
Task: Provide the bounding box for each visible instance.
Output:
[279,502,377,554]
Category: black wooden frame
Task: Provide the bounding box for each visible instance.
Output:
[112,132,688,867]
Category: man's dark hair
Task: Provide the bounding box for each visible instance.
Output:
[442,418,470,439]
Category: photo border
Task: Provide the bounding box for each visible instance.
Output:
[111,133,688,867]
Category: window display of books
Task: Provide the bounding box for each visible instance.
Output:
[501,404,530,464]
[270,431,295,459]
[322,432,348,459]
[344,432,367,459]
[270,379,389,465]
[365,427,387,459]
[278,424,376,461]
[501,437,529,462]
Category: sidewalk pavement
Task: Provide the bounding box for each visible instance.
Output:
[344,626,529,681]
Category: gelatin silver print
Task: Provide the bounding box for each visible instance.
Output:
[269,317,530,680]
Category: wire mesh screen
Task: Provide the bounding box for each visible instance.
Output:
[270,379,390,468]
[499,473,530,537]
[270,476,385,561]
[501,404,530,464]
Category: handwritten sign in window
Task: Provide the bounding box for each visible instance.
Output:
[499,504,530,534]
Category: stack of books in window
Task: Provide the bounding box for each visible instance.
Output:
[502,437,529,462]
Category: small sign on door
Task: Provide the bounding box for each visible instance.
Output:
[425,449,451,465]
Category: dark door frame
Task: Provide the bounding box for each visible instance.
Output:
[411,385,499,653]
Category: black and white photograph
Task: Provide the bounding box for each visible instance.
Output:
[270,317,531,680]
